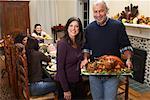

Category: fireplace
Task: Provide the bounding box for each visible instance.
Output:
[132,48,147,83]
[125,23,150,87]
[128,35,150,86]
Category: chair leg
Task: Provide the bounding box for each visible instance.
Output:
[125,76,129,100]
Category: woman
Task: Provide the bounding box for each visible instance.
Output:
[26,36,56,96]
[14,33,28,46]
[55,17,85,100]
[31,24,49,43]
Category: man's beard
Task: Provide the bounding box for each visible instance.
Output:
[96,16,107,26]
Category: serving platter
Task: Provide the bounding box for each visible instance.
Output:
[82,55,133,76]
[81,68,133,76]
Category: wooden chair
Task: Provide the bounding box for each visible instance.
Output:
[2,35,14,86]
[118,76,129,100]
[16,45,58,100]
[0,39,6,78]
[10,44,20,98]
[2,35,20,98]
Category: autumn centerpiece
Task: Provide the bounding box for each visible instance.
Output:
[113,4,150,25]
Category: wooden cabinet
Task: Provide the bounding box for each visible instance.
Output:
[0,1,30,37]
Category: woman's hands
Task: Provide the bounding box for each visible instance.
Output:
[64,91,71,100]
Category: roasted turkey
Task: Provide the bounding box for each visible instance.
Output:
[86,55,126,73]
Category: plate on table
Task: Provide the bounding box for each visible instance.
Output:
[46,64,57,72]
[39,43,48,47]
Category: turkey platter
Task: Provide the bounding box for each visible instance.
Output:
[82,55,132,75]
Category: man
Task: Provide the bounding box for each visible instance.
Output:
[80,0,133,100]
[31,24,51,43]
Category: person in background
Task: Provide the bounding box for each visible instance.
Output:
[80,0,133,100]
[26,36,56,96]
[31,24,50,43]
[14,33,28,46]
[55,17,85,100]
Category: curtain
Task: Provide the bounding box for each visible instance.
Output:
[29,0,58,36]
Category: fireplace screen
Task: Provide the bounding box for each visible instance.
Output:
[132,48,147,83]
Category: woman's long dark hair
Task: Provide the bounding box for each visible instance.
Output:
[14,33,27,44]
[63,17,85,48]
[26,36,39,67]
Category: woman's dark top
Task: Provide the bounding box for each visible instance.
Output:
[28,50,50,83]
[55,39,83,92]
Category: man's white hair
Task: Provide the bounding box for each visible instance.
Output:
[93,0,109,12]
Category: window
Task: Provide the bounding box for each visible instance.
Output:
[83,0,89,28]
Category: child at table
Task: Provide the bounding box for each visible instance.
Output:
[31,24,51,43]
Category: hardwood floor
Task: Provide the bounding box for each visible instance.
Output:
[118,83,150,100]
[128,88,150,100]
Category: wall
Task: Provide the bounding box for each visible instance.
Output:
[89,0,150,22]
[0,0,30,1]
[29,0,78,35]
[56,0,78,25]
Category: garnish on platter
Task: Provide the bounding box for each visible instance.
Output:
[81,55,133,76]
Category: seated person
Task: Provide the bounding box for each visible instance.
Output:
[31,24,51,43]
[14,33,28,46]
[26,36,57,96]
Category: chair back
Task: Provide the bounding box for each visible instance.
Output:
[16,44,30,100]
[3,35,13,85]
[3,34,20,98]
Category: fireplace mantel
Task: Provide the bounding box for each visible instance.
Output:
[124,23,150,29]
[124,23,150,39]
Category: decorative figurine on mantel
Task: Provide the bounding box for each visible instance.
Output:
[113,3,150,26]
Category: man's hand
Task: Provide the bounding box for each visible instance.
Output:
[126,58,133,69]
[64,91,71,100]
[123,50,133,69]
[80,59,88,69]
